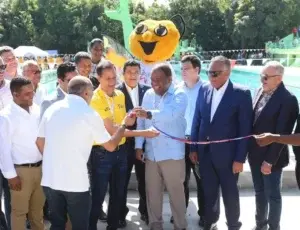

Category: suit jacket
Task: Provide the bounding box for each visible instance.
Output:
[191,81,253,168]
[248,83,299,170]
[293,115,300,161]
[117,82,150,131]
[40,87,65,120]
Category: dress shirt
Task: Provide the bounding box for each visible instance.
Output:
[39,95,111,192]
[210,79,229,121]
[0,102,42,179]
[33,84,48,106]
[135,84,187,162]
[0,80,12,110]
[125,83,139,108]
[179,80,202,135]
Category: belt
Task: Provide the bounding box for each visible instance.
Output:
[93,144,124,152]
[15,161,42,168]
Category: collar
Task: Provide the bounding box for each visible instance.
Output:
[11,101,35,116]
[125,83,138,93]
[67,94,87,105]
[57,86,66,95]
[213,79,229,93]
[164,83,175,95]
[262,84,280,97]
[97,87,117,97]
[184,79,202,89]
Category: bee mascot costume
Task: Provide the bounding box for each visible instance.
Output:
[129,15,185,85]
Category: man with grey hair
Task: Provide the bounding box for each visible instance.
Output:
[22,60,47,106]
[0,46,20,80]
[190,55,253,230]
[36,76,136,230]
[248,61,299,230]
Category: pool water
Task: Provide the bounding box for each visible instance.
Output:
[171,63,300,101]
[41,65,300,102]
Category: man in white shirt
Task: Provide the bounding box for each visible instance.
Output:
[0,55,11,230]
[0,46,20,80]
[0,77,45,230]
[0,56,12,110]
[22,60,48,106]
[36,76,135,230]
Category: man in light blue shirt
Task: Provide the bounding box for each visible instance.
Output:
[178,55,205,227]
[135,63,188,230]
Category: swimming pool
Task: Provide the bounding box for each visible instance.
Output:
[41,65,300,102]
[171,63,300,101]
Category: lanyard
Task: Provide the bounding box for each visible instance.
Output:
[104,94,115,122]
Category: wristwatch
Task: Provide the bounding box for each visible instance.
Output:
[146,111,152,120]
[121,123,127,129]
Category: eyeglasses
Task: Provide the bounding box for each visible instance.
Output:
[206,70,224,78]
[0,64,7,71]
[33,70,41,75]
[260,74,280,81]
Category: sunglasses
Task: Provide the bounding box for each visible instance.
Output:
[260,74,280,81]
[0,64,7,71]
[206,70,224,78]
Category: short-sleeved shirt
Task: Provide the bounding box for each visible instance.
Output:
[38,95,111,192]
[90,88,126,145]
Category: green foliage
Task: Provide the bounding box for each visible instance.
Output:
[0,0,299,52]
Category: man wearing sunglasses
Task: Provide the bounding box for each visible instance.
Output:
[22,60,48,106]
[248,61,299,230]
[190,56,253,230]
[40,62,77,119]
[0,57,12,110]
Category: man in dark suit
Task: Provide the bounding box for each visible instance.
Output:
[248,61,299,230]
[190,56,253,230]
[293,116,300,190]
[116,60,150,227]
[40,62,77,118]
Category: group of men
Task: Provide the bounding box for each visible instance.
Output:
[0,38,299,230]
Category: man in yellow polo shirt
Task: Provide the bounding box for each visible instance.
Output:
[89,60,159,230]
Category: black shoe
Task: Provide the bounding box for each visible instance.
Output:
[141,214,149,225]
[106,226,117,230]
[252,226,268,230]
[26,219,31,229]
[99,209,107,222]
[170,216,174,223]
[118,220,127,228]
[198,216,205,227]
[204,223,218,230]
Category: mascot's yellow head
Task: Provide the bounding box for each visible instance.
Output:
[129,15,185,64]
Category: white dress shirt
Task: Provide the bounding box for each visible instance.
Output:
[125,83,139,107]
[0,102,42,179]
[33,84,48,106]
[38,94,111,192]
[210,80,229,121]
[0,80,13,110]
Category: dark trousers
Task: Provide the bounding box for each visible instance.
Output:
[43,186,91,230]
[120,141,147,220]
[184,144,204,217]
[2,175,10,230]
[200,156,241,230]
[250,164,282,230]
[89,145,127,230]
[295,161,300,190]
[0,173,8,230]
